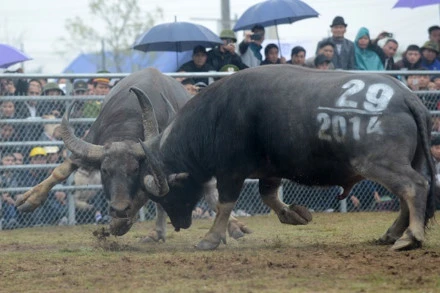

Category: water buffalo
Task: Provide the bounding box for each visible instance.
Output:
[15,68,250,241]
[133,65,438,251]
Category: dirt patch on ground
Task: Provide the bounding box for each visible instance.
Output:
[1,212,440,292]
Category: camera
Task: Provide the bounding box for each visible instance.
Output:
[251,33,263,41]
[386,32,393,38]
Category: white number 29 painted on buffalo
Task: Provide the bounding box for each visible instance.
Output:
[335,79,394,112]
[317,79,394,142]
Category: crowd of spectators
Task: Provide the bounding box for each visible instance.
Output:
[1,16,440,228]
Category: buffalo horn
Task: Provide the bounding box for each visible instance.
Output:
[139,139,169,197]
[60,102,104,162]
[160,92,177,117]
[130,87,159,140]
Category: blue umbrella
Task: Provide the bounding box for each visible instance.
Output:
[0,43,32,69]
[132,21,222,52]
[233,0,319,55]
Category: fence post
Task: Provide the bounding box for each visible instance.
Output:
[139,207,146,222]
[67,191,76,225]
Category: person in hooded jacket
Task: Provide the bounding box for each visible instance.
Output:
[354,27,384,71]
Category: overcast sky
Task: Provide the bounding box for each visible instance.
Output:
[1,0,437,73]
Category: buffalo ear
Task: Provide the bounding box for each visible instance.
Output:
[143,174,169,197]
[168,173,190,187]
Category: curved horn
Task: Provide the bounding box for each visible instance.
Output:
[60,102,104,162]
[139,139,169,197]
[160,92,177,117]
[130,87,159,141]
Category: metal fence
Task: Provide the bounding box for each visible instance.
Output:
[0,71,439,230]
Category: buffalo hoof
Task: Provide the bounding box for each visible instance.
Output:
[140,230,166,243]
[277,204,312,225]
[376,231,399,246]
[15,191,45,212]
[109,218,133,236]
[195,233,226,250]
[228,220,252,240]
[390,230,422,251]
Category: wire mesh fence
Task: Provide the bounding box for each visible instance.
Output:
[0,71,438,230]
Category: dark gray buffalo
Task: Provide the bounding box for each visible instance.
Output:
[132,65,438,251]
[15,68,250,241]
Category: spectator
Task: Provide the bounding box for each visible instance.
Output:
[86,79,94,95]
[39,115,61,141]
[0,78,16,96]
[260,43,286,65]
[0,100,17,119]
[316,16,355,70]
[0,123,19,142]
[42,82,66,118]
[239,24,265,68]
[405,69,438,110]
[93,74,111,96]
[432,75,440,90]
[0,152,19,229]
[354,27,384,71]
[420,41,440,70]
[287,46,306,66]
[314,54,331,70]
[394,44,422,70]
[428,25,440,61]
[306,41,335,69]
[370,33,399,70]
[70,79,95,137]
[178,45,215,86]
[431,135,440,210]
[207,29,248,72]
[15,79,43,119]
[16,147,48,226]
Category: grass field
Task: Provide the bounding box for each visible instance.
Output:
[1,211,440,293]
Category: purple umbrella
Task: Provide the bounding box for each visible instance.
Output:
[393,0,440,8]
[0,43,32,69]
[393,0,440,20]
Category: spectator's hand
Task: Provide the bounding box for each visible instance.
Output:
[51,110,61,118]
[224,43,236,54]
[374,191,381,203]
[376,31,389,40]
[2,193,15,205]
[55,191,66,205]
[280,57,287,64]
[243,31,252,43]
[350,195,360,207]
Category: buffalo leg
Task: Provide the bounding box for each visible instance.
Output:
[140,203,167,242]
[195,178,243,250]
[358,163,427,250]
[16,159,77,212]
[203,178,252,239]
[260,178,312,225]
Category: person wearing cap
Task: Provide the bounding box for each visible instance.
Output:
[306,40,335,69]
[207,29,248,72]
[315,16,355,70]
[314,54,331,70]
[420,41,440,71]
[287,46,306,66]
[72,80,88,95]
[92,70,111,96]
[178,45,215,86]
[260,43,286,65]
[354,27,384,71]
[42,82,66,118]
[395,44,422,70]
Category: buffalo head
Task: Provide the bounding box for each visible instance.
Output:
[60,87,169,220]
